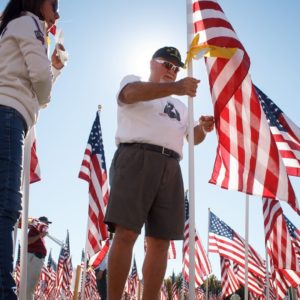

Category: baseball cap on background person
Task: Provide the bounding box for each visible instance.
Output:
[38,216,52,224]
[152,46,184,67]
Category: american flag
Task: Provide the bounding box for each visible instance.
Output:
[262,198,300,298]
[264,275,277,300]
[209,211,266,278]
[37,264,51,299]
[220,257,239,298]
[128,258,138,299]
[29,127,41,183]
[160,282,168,300]
[171,272,179,300]
[28,217,49,233]
[84,267,100,300]
[269,265,300,300]
[195,286,205,300]
[14,243,21,292]
[44,251,57,298]
[89,238,110,269]
[192,0,298,212]
[79,112,109,256]
[181,276,189,296]
[262,198,299,271]
[183,193,211,286]
[255,86,300,177]
[284,214,300,263]
[168,240,176,259]
[56,231,73,298]
[232,261,264,297]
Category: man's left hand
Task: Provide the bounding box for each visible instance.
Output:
[199,115,214,134]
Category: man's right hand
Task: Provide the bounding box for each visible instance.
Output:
[175,77,200,97]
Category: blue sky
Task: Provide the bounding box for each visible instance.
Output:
[2,0,300,282]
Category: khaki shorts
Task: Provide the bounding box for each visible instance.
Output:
[104,143,185,240]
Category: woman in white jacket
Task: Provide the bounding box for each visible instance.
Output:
[0,0,64,299]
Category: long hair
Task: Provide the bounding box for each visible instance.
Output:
[0,0,45,35]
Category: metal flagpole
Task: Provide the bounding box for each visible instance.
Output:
[13,222,19,261]
[80,217,89,300]
[265,246,270,300]
[244,195,250,300]
[186,0,196,299]
[206,208,211,299]
[46,233,65,247]
[19,127,33,299]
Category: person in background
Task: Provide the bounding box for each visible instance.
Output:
[27,216,51,299]
[95,255,108,300]
[0,0,65,299]
[104,46,214,299]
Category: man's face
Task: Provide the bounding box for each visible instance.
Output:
[150,58,180,83]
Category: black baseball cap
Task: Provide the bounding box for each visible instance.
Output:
[152,46,184,67]
[39,216,52,224]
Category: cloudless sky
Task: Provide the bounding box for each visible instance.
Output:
[1,0,300,283]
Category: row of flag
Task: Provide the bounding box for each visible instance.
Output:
[14,231,73,299]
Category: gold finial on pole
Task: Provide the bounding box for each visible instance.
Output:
[98,104,102,111]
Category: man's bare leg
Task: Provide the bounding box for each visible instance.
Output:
[142,237,169,300]
[107,226,138,300]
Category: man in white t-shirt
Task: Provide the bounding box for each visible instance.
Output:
[104,46,214,299]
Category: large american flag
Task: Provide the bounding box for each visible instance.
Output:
[183,193,211,287]
[192,0,298,212]
[255,86,300,177]
[220,257,240,298]
[79,112,109,256]
[209,211,266,278]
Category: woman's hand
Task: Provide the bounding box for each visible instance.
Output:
[51,43,65,70]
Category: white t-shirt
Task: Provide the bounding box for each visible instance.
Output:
[115,75,189,158]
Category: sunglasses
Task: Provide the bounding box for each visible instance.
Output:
[51,1,59,13]
[155,59,180,74]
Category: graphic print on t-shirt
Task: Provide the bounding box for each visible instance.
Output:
[163,102,181,121]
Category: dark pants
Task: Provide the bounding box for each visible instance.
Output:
[0,106,27,300]
[96,269,107,300]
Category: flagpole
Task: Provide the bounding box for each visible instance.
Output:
[206,208,211,300]
[73,265,82,300]
[19,128,33,299]
[186,0,196,299]
[244,195,249,300]
[265,246,270,300]
[137,279,141,300]
[13,222,18,260]
[80,220,89,300]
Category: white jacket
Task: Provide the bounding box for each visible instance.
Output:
[0,11,60,128]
